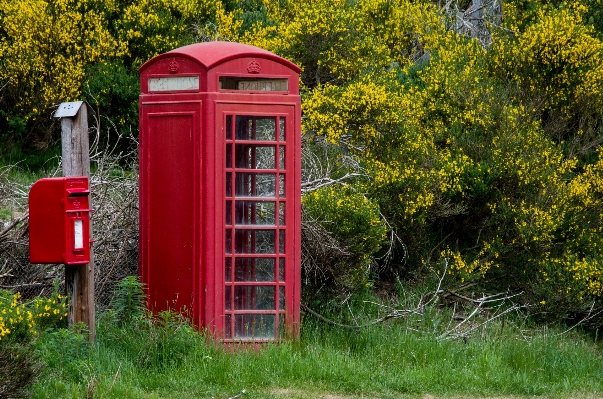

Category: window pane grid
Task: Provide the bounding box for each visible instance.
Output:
[224,114,288,341]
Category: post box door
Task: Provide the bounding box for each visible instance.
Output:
[218,104,298,340]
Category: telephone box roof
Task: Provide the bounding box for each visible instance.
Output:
[139,41,300,73]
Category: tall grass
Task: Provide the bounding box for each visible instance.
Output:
[29,295,603,399]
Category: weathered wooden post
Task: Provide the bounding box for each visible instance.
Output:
[55,101,96,341]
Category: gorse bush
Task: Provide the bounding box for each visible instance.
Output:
[0,289,68,342]
[302,185,388,290]
[0,287,69,398]
[294,0,603,320]
[0,0,223,149]
[0,0,119,149]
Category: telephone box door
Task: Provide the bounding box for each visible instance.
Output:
[140,103,201,316]
[217,104,300,341]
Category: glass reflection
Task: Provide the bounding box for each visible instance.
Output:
[235,116,276,141]
[234,314,275,339]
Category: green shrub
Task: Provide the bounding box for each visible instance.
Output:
[0,287,68,398]
[302,185,388,291]
[108,275,147,326]
[0,341,40,398]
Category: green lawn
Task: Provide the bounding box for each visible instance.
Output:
[29,306,603,399]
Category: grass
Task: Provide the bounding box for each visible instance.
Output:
[29,300,603,399]
[0,143,61,189]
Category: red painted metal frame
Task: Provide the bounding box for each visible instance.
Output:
[139,42,301,341]
[29,177,91,265]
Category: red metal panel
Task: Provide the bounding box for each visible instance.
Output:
[139,42,299,76]
[63,178,91,265]
[29,178,65,264]
[139,104,200,316]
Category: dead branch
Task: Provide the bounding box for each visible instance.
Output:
[555,301,603,337]
[0,110,139,306]
[303,259,524,340]
[441,0,506,47]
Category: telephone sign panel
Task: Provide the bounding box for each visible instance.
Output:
[139,42,301,342]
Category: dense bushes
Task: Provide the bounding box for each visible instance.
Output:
[0,288,69,397]
[258,0,603,320]
[1,0,602,323]
[302,185,388,290]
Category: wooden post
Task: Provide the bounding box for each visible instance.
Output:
[59,102,96,342]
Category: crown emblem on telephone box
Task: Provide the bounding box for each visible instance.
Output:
[168,59,180,73]
[247,59,261,74]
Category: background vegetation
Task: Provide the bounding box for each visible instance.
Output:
[1,3,603,395]
[3,0,601,323]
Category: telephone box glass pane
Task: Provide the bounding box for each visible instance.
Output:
[226,173,232,196]
[236,116,276,141]
[235,173,275,197]
[279,117,285,142]
[279,286,285,310]
[225,314,232,338]
[234,286,275,310]
[226,201,232,225]
[279,175,285,197]
[226,144,232,168]
[234,314,275,339]
[234,230,275,253]
[235,145,276,169]
[225,286,232,310]
[226,116,232,140]
[225,229,232,254]
[279,202,285,225]
[279,230,285,254]
[225,257,232,282]
[279,147,285,170]
[235,201,275,225]
[279,258,285,282]
[235,258,275,281]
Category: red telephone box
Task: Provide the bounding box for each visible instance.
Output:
[139,42,301,341]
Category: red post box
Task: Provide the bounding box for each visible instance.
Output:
[29,177,91,265]
[139,42,301,342]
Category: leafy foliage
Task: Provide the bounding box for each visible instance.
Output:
[302,185,388,290]
[1,0,603,322]
[0,287,69,398]
[108,275,147,326]
[244,0,603,319]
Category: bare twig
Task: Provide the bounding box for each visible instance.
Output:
[555,301,603,337]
